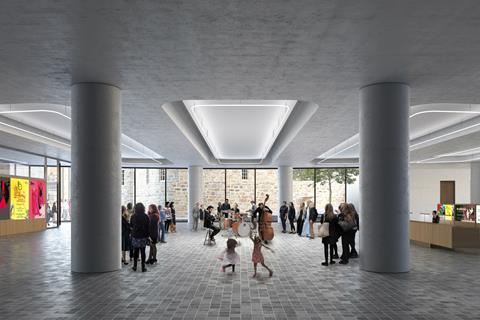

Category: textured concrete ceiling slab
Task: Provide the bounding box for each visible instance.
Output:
[1,1,480,166]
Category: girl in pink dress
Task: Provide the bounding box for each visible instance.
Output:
[250,232,273,277]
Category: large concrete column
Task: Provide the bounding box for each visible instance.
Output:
[71,83,121,273]
[471,162,480,203]
[359,82,410,273]
[278,166,293,209]
[188,166,203,230]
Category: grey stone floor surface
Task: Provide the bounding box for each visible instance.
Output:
[0,223,478,320]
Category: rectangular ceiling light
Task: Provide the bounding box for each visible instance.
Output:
[184,100,296,163]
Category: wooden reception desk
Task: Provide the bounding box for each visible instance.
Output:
[410,220,480,249]
[0,218,46,236]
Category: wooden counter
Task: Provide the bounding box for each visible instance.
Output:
[410,221,480,249]
[0,218,46,236]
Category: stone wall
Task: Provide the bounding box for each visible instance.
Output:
[121,168,354,218]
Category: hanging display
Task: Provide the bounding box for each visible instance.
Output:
[0,177,10,220]
[10,178,29,220]
[29,179,46,219]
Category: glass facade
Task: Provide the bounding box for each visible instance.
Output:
[167,169,188,218]
[135,169,166,208]
[293,168,315,208]
[46,165,58,228]
[203,169,225,209]
[226,169,255,212]
[121,169,135,207]
[255,169,278,215]
[60,167,72,222]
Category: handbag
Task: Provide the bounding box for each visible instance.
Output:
[339,219,355,232]
[318,222,330,238]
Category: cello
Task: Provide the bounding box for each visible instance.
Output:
[259,194,274,241]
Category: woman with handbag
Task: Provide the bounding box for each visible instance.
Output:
[338,203,356,265]
[320,204,338,266]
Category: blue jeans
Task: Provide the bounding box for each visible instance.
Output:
[159,222,166,242]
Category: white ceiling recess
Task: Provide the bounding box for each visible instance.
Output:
[183,100,296,164]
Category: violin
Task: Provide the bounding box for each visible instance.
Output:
[259,194,274,241]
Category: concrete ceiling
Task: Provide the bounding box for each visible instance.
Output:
[1,1,480,166]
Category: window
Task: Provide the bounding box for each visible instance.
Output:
[46,165,58,228]
[255,169,278,214]
[136,169,165,206]
[316,168,346,212]
[293,169,315,208]
[167,169,188,218]
[121,169,135,206]
[60,167,72,222]
[160,169,166,181]
[227,169,254,212]
[203,169,225,208]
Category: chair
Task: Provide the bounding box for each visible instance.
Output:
[204,229,214,245]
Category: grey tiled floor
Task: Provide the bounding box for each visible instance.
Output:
[0,223,479,320]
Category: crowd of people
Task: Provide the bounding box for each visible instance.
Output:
[279,201,359,266]
[121,201,176,272]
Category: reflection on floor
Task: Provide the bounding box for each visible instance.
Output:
[0,223,478,320]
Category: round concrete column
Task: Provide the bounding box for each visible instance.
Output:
[359,82,410,273]
[71,83,121,273]
[470,162,480,204]
[188,166,203,230]
[278,166,293,209]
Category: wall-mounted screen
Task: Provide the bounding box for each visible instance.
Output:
[10,178,29,220]
[455,204,476,222]
[0,177,10,220]
[29,179,46,219]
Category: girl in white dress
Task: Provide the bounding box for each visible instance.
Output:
[218,238,240,273]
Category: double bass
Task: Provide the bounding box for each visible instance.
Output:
[259,194,274,241]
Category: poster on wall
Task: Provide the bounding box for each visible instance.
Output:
[437,204,445,215]
[10,178,29,220]
[454,204,476,222]
[29,179,46,219]
[0,177,10,220]
[444,204,454,221]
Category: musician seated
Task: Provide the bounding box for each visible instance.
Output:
[204,205,220,241]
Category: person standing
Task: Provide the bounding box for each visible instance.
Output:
[204,205,220,242]
[147,204,159,265]
[127,202,134,260]
[288,202,296,233]
[320,204,338,266]
[348,203,359,258]
[192,202,200,231]
[308,202,318,239]
[250,200,257,229]
[296,202,305,236]
[158,204,167,243]
[338,203,356,265]
[121,205,131,265]
[130,203,150,272]
[221,199,231,224]
[165,202,172,233]
[301,202,310,237]
[217,202,223,229]
[170,202,177,233]
[200,204,205,229]
[279,201,288,233]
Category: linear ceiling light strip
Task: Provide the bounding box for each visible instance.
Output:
[318,110,480,163]
[0,109,163,165]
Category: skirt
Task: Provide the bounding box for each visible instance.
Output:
[132,237,148,248]
[122,234,131,251]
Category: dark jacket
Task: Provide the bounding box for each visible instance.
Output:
[130,212,150,239]
[354,212,360,231]
[308,207,318,222]
[279,205,288,219]
[204,210,215,228]
[121,216,131,236]
[288,206,296,220]
[221,203,231,211]
[321,214,340,243]
[148,213,159,239]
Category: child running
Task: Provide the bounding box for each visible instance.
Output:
[250,231,274,277]
[218,238,240,273]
